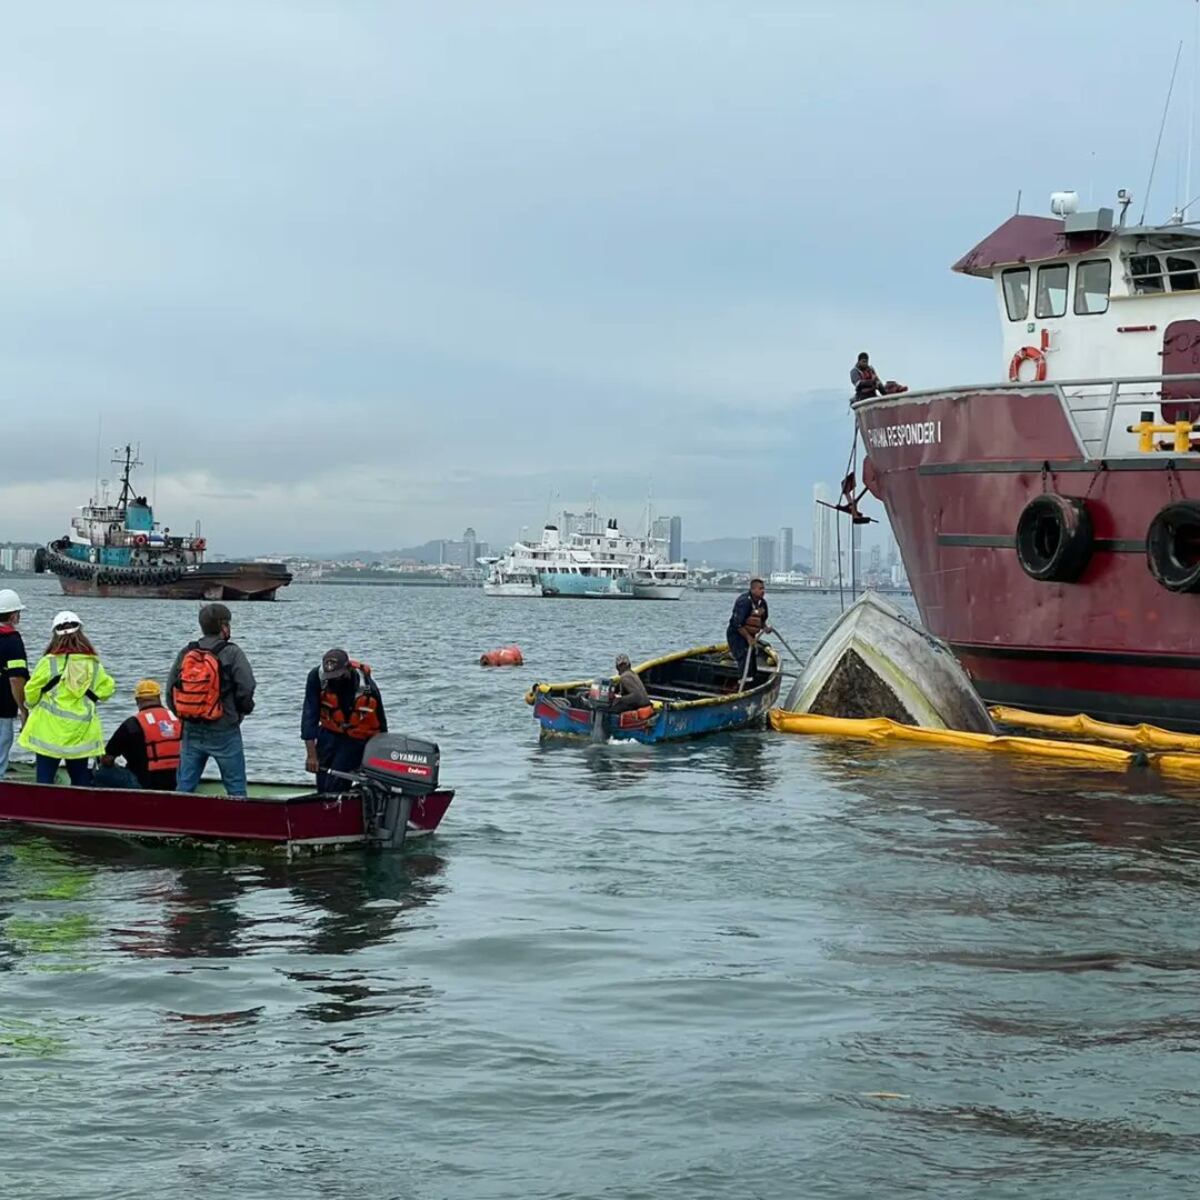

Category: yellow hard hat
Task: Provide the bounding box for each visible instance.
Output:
[134,679,162,700]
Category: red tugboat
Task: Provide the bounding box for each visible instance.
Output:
[856,189,1200,730]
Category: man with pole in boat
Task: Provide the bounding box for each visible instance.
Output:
[302,648,388,794]
[728,578,772,686]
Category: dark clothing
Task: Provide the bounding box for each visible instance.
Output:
[302,667,388,794]
[105,714,178,791]
[851,363,882,400]
[166,635,256,732]
[314,727,369,794]
[35,755,91,786]
[727,592,769,680]
[93,763,142,790]
[612,668,651,713]
[0,626,29,719]
[300,667,388,742]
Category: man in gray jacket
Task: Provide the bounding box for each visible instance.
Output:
[167,603,256,796]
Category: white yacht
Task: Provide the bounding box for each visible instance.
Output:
[485,526,633,599]
[570,518,689,600]
[481,557,542,598]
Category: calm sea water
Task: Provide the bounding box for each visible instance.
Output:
[3,576,1200,1199]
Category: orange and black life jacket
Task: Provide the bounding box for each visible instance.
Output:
[172,641,225,722]
[319,662,383,741]
[139,705,182,771]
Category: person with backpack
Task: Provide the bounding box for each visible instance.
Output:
[167,603,256,796]
[301,648,388,793]
[19,611,116,785]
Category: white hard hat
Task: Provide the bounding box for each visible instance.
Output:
[0,588,24,613]
[51,610,82,632]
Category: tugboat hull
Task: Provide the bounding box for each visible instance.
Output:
[45,551,291,601]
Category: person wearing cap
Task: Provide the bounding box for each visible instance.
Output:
[167,603,257,797]
[611,654,651,712]
[0,589,29,778]
[19,611,115,785]
[301,649,388,794]
[95,680,182,791]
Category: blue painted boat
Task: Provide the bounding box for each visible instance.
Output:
[526,643,782,743]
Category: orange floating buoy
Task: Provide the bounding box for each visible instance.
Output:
[480,645,524,667]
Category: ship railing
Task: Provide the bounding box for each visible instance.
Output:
[853,373,1200,460]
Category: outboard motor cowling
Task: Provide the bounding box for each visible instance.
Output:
[357,733,441,850]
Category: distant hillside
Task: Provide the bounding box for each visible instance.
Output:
[683,538,811,571]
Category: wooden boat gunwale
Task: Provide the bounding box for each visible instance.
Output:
[527,642,782,711]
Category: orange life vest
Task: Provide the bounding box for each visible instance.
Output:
[139,705,182,771]
[319,662,383,741]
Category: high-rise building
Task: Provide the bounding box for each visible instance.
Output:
[868,543,882,576]
[778,526,794,573]
[561,509,603,538]
[668,515,682,563]
[851,522,863,592]
[750,536,775,579]
[0,547,12,572]
[15,547,34,572]
[463,527,478,568]
[812,484,834,585]
[650,516,671,548]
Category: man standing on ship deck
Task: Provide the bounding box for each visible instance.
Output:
[850,351,883,401]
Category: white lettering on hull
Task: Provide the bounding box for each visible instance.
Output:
[866,420,942,450]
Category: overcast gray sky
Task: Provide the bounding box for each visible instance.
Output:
[0,1,1186,551]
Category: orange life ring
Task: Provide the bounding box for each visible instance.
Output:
[1009,345,1047,382]
[134,534,148,546]
[194,538,207,551]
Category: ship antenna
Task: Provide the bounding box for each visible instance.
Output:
[1141,38,1185,224]
[1014,188,1022,215]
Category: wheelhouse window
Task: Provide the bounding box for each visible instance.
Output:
[1001,267,1030,321]
[1168,255,1200,291]
[1074,259,1111,315]
[1130,254,1165,294]
[1035,263,1069,318]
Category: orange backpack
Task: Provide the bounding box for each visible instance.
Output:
[171,641,225,721]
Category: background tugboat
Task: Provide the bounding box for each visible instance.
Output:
[35,445,292,601]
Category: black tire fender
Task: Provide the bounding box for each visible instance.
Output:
[1147,500,1200,593]
[1015,494,1094,583]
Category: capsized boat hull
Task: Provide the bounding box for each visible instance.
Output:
[782,591,994,732]
[528,643,782,743]
[0,767,453,851]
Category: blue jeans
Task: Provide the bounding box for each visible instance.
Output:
[177,722,247,797]
[35,754,93,786]
[0,718,13,777]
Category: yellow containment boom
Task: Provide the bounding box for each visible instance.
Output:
[988,706,1200,754]
[770,709,1200,781]
[769,710,1137,769]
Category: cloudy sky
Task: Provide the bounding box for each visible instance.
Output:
[0,1,1187,552]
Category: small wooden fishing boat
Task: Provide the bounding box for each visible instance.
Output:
[527,643,781,742]
[0,733,453,853]
[781,591,993,732]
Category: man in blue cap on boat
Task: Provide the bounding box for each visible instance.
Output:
[727,578,772,683]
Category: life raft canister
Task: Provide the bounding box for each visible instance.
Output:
[1015,494,1094,583]
[1146,500,1200,593]
[1009,345,1048,382]
[480,646,524,667]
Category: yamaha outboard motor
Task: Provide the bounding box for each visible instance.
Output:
[579,679,616,742]
[354,733,441,850]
